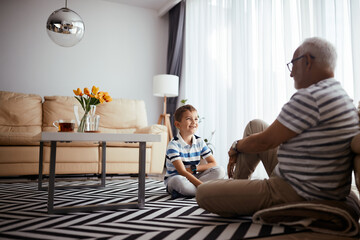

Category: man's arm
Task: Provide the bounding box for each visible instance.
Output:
[231,119,298,155]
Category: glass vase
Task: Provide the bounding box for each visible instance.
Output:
[77,111,89,132]
[77,105,97,132]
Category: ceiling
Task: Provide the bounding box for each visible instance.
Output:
[103,0,173,11]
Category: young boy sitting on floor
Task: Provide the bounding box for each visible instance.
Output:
[164,104,225,199]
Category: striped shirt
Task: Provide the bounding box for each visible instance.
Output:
[164,133,212,183]
[274,78,359,200]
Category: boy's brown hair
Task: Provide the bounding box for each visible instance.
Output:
[174,104,197,122]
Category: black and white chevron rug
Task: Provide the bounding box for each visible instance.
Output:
[0,178,301,239]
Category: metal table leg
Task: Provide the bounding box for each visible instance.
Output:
[48,141,57,214]
[101,141,106,187]
[38,142,44,190]
[138,142,146,208]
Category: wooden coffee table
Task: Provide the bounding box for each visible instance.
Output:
[38,132,161,214]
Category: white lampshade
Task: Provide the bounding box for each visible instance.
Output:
[153,74,179,97]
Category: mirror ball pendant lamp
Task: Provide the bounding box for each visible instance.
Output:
[46,0,85,47]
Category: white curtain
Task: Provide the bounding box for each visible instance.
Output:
[181,0,360,177]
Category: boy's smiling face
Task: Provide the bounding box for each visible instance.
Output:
[175,110,199,138]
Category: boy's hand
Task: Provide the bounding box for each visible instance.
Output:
[185,167,193,174]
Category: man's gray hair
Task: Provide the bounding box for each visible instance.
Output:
[298,37,337,71]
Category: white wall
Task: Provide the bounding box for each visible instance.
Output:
[0,0,168,125]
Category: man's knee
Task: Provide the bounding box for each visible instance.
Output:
[245,119,269,135]
[196,180,240,217]
[196,182,209,206]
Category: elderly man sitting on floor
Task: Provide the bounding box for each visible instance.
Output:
[196,37,360,237]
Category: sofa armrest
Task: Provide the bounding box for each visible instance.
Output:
[134,124,167,134]
[135,124,167,174]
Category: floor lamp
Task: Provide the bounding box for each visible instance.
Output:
[153,74,179,143]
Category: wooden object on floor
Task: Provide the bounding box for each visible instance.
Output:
[157,95,173,143]
[158,113,173,143]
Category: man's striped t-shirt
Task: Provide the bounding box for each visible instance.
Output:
[164,133,212,183]
[274,78,359,201]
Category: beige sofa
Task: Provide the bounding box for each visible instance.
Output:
[0,91,167,177]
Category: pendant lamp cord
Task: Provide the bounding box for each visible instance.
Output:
[65,0,68,8]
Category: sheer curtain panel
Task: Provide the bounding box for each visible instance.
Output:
[183,0,360,177]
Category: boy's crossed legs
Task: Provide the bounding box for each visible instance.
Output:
[167,166,225,197]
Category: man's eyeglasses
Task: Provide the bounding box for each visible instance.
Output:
[286,55,315,72]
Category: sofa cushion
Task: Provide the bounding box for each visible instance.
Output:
[0,91,42,126]
[96,99,148,130]
[0,146,40,163]
[0,131,40,146]
[43,96,78,130]
[0,91,42,145]
[43,96,148,132]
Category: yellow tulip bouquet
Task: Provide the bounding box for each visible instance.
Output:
[73,86,112,112]
[73,86,112,132]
